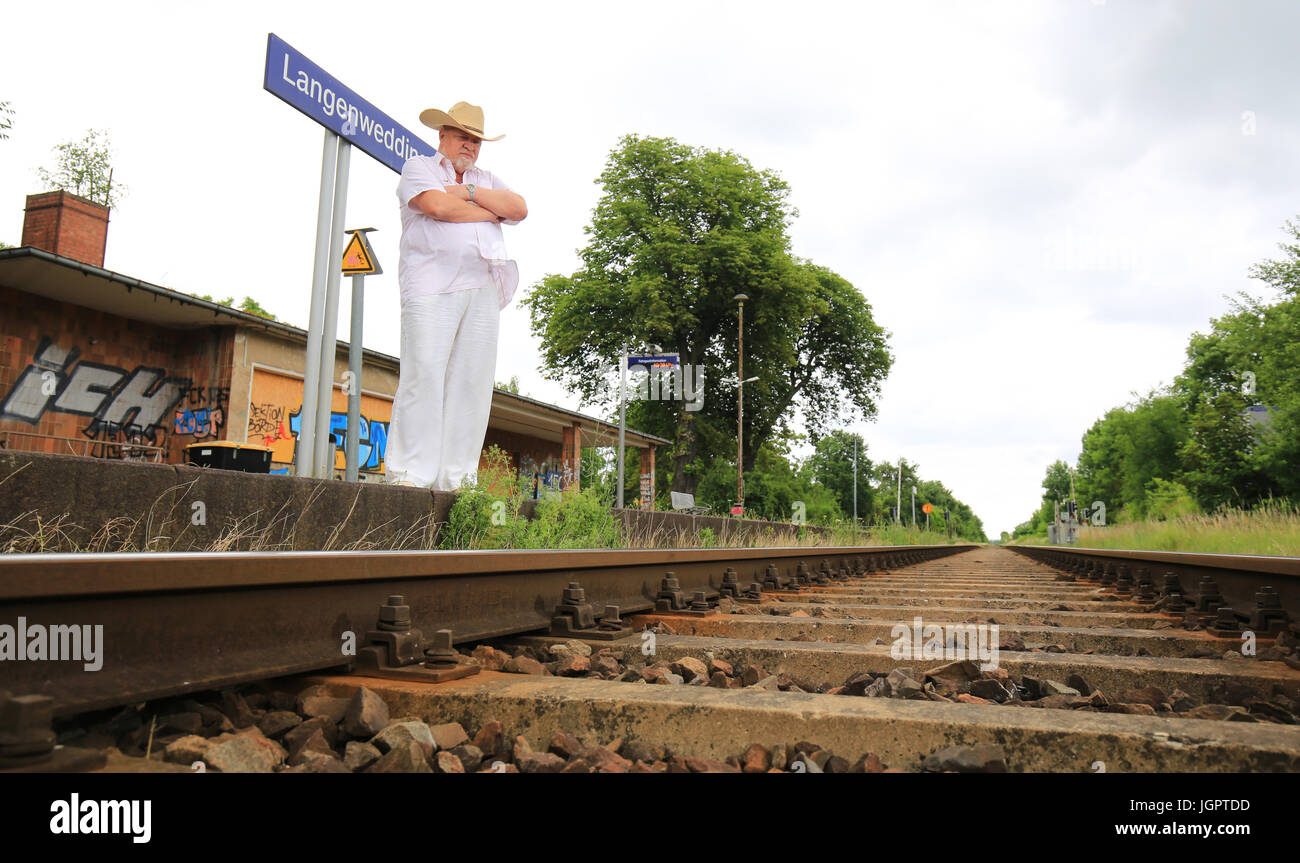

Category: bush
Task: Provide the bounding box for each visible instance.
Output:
[1143,478,1200,521]
[440,446,622,549]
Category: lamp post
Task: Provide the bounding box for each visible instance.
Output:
[734,293,749,512]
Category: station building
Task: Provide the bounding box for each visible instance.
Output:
[0,191,666,505]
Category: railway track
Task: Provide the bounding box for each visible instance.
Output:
[2,543,1298,773]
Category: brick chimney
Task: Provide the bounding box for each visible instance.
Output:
[21,190,110,268]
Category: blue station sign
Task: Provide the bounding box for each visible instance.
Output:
[263,33,434,174]
[628,354,680,368]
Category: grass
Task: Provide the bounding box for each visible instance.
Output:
[1011,501,1300,556]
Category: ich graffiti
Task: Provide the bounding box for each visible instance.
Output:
[0,338,192,444]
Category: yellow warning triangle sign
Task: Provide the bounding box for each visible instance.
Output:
[341,231,380,275]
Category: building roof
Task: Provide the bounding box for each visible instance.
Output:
[0,244,355,349]
[489,387,671,446]
[0,246,669,448]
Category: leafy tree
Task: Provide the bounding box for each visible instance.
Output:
[37,129,126,207]
[194,294,276,321]
[238,296,276,320]
[803,430,873,522]
[1143,478,1199,520]
[0,101,14,141]
[915,478,987,541]
[1042,459,1073,502]
[1075,392,1190,521]
[1175,292,1300,505]
[1022,216,1300,527]
[495,376,521,394]
[1178,388,1271,509]
[856,455,986,538]
[867,457,920,524]
[733,438,817,523]
[1013,459,1076,538]
[1248,217,1300,297]
[523,135,891,495]
[740,262,892,470]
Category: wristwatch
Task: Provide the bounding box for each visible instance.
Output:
[467,183,476,203]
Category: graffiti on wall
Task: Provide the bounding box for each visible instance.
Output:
[82,422,162,460]
[287,408,390,471]
[246,367,391,473]
[0,338,194,449]
[247,401,290,444]
[172,385,229,441]
[173,407,224,439]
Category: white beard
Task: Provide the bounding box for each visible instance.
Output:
[451,154,476,173]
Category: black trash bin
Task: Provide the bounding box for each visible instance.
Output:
[185,441,273,473]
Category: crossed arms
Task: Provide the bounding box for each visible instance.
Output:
[411,185,528,224]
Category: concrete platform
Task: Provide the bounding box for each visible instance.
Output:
[0,450,852,551]
[0,450,453,551]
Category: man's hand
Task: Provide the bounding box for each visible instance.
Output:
[411,188,503,223]
[443,185,503,220]
[447,185,527,222]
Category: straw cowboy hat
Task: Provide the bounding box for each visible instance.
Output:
[418,101,505,141]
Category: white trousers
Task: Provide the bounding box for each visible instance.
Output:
[385,284,499,490]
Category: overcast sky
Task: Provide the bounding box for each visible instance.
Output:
[3,0,1298,535]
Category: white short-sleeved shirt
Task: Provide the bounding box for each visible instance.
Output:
[395,154,521,309]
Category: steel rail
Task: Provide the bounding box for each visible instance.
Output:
[0,544,970,717]
[1007,545,1300,621]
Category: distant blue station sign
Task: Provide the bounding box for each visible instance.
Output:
[628,354,680,368]
[263,33,434,174]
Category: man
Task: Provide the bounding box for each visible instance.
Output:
[385,102,527,490]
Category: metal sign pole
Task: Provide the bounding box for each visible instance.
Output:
[345,272,364,483]
[313,140,351,478]
[295,129,339,478]
[338,228,381,483]
[616,350,627,508]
